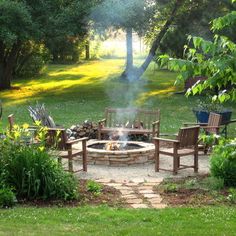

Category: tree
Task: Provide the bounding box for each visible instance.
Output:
[135,0,234,79]
[160,1,236,102]
[91,0,156,80]
[0,0,95,90]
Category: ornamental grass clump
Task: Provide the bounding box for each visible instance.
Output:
[0,125,79,202]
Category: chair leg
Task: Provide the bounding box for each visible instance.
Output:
[177,156,180,168]
[173,144,178,175]
[68,150,73,172]
[154,140,160,172]
[173,155,178,175]
[82,140,87,172]
[194,151,198,173]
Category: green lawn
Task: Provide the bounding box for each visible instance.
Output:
[0,59,236,135]
[0,206,236,235]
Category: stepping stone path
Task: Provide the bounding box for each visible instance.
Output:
[96,178,167,209]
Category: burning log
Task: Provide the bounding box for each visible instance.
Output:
[105,141,121,151]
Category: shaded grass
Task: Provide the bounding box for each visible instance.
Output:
[0,59,235,135]
[0,206,236,235]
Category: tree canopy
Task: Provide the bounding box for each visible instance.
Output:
[159,1,236,102]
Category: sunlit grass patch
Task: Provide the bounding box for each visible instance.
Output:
[0,59,235,136]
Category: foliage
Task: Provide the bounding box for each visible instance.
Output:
[210,138,236,187]
[0,0,96,89]
[155,0,235,58]
[0,188,17,208]
[0,127,78,201]
[159,2,236,102]
[91,0,156,36]
[86,180,102,196]
[194,97,226,113]
[14,42,50,78]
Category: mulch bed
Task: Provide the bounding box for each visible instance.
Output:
[155,175,230,206]
[18,179,125,208]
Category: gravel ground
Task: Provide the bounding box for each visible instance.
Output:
[76,154,209,182]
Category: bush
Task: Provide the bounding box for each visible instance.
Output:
[0,188,16,208]
[0,140,78,201]
[210,139,236,187]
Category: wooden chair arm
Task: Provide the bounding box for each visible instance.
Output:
[153,137,179,143]
[66,137,88,145]
[98,118,106,125]
[202,125,224,129]
[152,120,160,126]
[46,127,65,131]
[229,119,236,124]
[184,122,207,126]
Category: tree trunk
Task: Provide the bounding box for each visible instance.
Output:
[126,27,133,72]
[0,63,12,90]
[0,41,21,90]
[85,41,90,60]
[121,27,134,81]
[135,0,184,79]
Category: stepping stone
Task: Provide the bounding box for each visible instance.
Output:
[137,186,153,190]
[119,189,135,195]
[121,194,138,199]
[114,186,132,190]
[148,198,163,204]
[105,183,122,187]
[146,178,164,183]
[126,198,143,204]
[125,183,139,187]
[139,190,154,194]
[143,182,160,186]
[131,204,149,209]
[96,179,112,183]
[143,193,160,199]
[151,203,167,209]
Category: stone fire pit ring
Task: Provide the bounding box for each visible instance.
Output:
[87,141,155,166]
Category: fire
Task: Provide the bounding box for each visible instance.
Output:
[105,141,121,151]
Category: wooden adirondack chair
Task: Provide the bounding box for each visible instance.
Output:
[46,128,88,173]
[184,112,222,135]
[153,126,200,175]
[7,115,88,173]
[184,112,222,153]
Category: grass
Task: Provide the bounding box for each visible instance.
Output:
[0,206,236,235]
[0,58,236,136]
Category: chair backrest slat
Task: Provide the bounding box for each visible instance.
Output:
[207,112,222,134]
[104,108,160,128]
[178,126,200,148]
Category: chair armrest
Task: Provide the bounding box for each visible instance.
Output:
[202,125,224,129]
[152,120,160,126]
[153,137,179,143]
[229,119,236,124]
[46,127,65,131]
[98,118,106,125]
[184,122,207,126]
[66,137,88,145]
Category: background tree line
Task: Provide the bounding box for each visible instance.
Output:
[0,0,235,90]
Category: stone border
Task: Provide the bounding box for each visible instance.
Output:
[87,141,155,166]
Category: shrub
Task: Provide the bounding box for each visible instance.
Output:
[0,140,78,201]
[0,188,16,208]
[210,139,236,187]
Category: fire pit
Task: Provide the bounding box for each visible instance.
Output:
[87,141,155,166]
